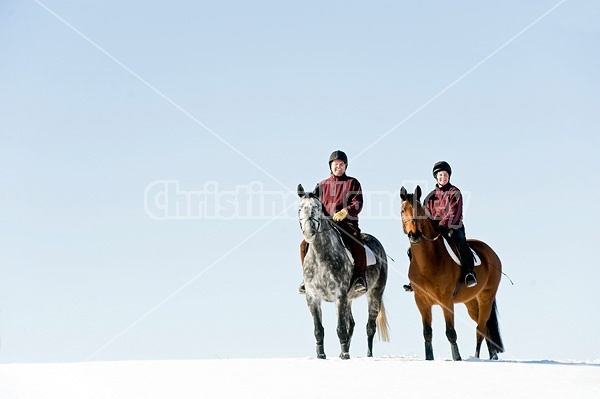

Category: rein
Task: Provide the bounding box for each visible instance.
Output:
[300,214,334,234]
[404,216,441,243]
[422,232,442,242]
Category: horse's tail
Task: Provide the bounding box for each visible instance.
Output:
[376,300,390,342]
[486,300,504,353]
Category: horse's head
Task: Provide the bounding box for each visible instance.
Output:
[297,184,324,243]
[400,185,427,244]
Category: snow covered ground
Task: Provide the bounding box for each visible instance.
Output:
[1,356,598,399]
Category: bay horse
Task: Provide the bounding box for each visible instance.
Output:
[297,184,389,359]
[400,186,504,360]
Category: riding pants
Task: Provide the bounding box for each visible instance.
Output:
[448,226,475,275]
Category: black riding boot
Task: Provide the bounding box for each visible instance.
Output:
[452,228,477,288]
[403,247,413,292]
[354,277,367,293]
[298,240,309,294]
[463,250,477,287]
[459,247,477,288]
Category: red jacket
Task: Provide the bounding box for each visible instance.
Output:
[315,174,363,227]
[424,183,464,229]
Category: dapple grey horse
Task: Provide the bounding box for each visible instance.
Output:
[297,184,389,359]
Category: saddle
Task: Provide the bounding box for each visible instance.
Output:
[343,244,377,266]
[332,225,377,266]
[442,237,481,267]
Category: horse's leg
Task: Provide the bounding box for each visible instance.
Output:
[470,295,502,360]
[474,300,494,360]
[465,300,483,358]
[482,299,503,360]
[336,296,350,359]
[346,301,356,360]
[415,295,434,360]
[347,303,355,354]
[307,297,326,359]
[366,293,381,357]
[442,301,461,361]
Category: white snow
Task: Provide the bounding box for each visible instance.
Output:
[1,356,598,399]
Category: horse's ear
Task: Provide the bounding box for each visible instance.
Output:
[297,184,305,198]
[415,185,422,202]
[312,183,321,199]
[400,186,407,201]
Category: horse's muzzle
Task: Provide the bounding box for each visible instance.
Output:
[408,231,421,245]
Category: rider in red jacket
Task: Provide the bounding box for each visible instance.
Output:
[425,161,477,288]
[404,161,477,292]
[298,150,368,294]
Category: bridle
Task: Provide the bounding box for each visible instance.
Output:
[402,206,441,243]
[299,199,334,235]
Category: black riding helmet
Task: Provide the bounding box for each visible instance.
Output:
[432,161,452,178]
[329,150,348,168]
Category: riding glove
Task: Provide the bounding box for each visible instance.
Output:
[333,209,349,222]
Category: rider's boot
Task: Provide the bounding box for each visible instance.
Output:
[354,276,367,293]
[298,240,309,294]
[352,239,368,294]
[453,227,477,288]
[403,247,413,292]
[462,254,477,288]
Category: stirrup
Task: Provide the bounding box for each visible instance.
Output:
[403,283,413,292]
[465,273,477,288]
[354,277,367,293]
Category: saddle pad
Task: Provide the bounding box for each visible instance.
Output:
[344,244,377,266]
[443,237,481,267]
[365,245,376,266]
[332,226,377,266]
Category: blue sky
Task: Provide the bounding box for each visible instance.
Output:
[1,0,599,363]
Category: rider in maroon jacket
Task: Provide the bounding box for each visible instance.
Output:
[426,161,477,287]
[404,161,477,292]
[298,150,368,294]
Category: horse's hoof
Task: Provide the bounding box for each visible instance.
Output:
[317,354,326,359]
[425,344,434,360]
[340,352,350,360]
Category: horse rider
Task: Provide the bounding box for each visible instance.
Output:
[404,161,477,291]
[298,150,368,294]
